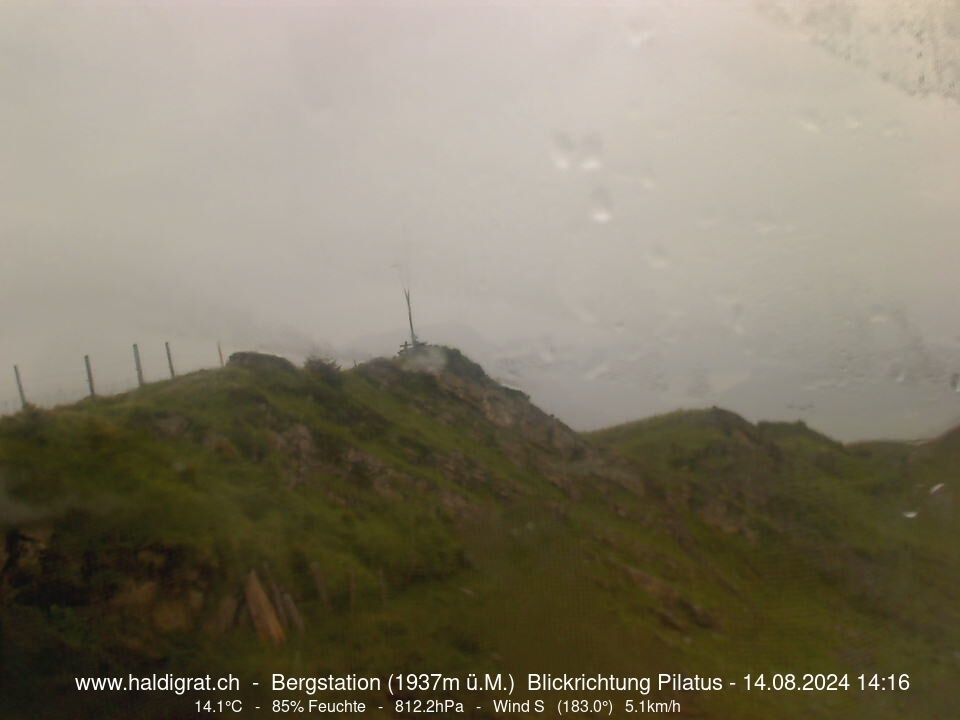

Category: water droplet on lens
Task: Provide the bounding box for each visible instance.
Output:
[798,115,822,133]
[585,361,610,381]
[754,219,777,235]
[551,132,575,171]
[646,244,669,269]
[579,134,603,171]
[626,19,655,48]
[844,115,862,131]
[590,188,613,224]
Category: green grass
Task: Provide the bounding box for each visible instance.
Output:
[1,348,957,718]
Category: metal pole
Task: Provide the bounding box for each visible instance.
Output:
[165,342,175,379]
[133,343,145,387]
[404,288,418,346]
[13,365,27,409]
[84,355,96,397]
[217,341,224,368]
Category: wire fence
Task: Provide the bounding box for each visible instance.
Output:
[1,339,259,416]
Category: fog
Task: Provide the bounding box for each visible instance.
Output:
[2,0,959,440]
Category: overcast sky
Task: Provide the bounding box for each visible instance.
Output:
[2,0,959,440]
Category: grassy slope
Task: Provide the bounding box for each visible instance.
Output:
[1,350,957,718]
[589,409,959,717]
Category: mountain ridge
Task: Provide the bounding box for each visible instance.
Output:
[1,345,957,718]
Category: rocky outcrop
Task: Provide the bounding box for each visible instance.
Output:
[244,570,286,645]
[227,352,298,374]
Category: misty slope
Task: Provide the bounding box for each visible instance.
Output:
[0,346,957,719]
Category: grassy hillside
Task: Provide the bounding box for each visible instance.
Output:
[1,347,956,718]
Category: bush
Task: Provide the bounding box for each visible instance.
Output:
[304,356,342,387]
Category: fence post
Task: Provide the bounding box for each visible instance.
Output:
[165,341,175,379]
[133,343,145,387]
[217,341,224,368]
[13,365,27,409]
[84,355,96,397]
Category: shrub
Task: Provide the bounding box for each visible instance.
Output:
[304,356,342,387]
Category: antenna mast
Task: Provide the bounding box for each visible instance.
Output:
[404,288,419,347]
